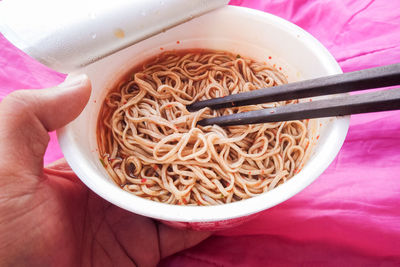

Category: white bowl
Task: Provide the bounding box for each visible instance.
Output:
[58,6,349,230]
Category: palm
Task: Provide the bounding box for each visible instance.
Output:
[45,162,162,267]
[0,160,208,267]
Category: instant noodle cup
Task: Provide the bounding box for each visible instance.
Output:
[57,6,350,230]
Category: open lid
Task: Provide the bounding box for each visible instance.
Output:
[0,0,229,73]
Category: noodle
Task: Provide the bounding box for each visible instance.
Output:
[97,50,309,206]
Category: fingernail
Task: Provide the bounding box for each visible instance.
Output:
[59,74,88,88]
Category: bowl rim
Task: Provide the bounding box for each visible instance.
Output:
[58,5,350,222]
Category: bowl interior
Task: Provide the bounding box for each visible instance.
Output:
[58,6,349,222]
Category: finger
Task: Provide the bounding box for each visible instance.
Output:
[45,158,69,169]
[158,224,211,258]
[0,75,91,177]
[44,158,84,185]
[44,158,82,182]
[28,74,92,132]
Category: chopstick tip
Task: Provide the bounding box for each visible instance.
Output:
[196,118,209,127]
[186,104,196,112]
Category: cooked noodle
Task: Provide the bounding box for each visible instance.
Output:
[97,50,309,206]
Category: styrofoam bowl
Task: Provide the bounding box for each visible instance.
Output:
[57,6,349,230]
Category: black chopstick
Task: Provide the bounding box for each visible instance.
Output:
[197,87,400,126]
[187,63,400,112]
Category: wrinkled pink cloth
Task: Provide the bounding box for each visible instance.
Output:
[1,0,400,266]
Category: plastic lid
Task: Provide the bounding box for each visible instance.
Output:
[0,0,228,73]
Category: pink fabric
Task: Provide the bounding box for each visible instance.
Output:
[1,0,399,265]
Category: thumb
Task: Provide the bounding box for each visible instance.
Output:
[0,74,91,177]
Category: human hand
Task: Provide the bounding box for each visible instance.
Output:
[0,75,210,267]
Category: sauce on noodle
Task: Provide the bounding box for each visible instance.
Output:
[97,49,309,206]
